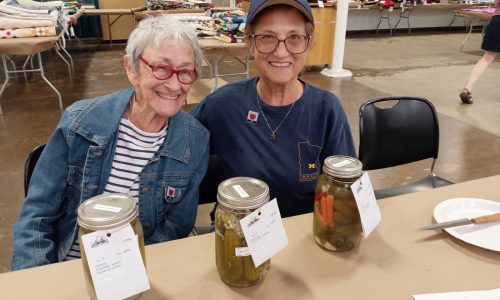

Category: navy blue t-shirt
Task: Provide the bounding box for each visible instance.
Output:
[190,77,356,217]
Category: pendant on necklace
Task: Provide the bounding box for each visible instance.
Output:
[271,133,276,141]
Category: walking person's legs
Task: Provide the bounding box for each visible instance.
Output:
[460,50,497,104]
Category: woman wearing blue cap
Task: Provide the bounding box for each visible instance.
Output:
[191,0,356,217]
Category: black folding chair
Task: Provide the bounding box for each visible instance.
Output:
[192,154,226,235]
[24,144,45,197]
[359,96,453,199]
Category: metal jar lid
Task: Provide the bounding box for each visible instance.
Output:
[217,177,270,210]
[77,193,138,231]
[323,155,363,179]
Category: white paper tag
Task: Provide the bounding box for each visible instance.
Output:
[239,199,288,267]
[81,225,150,300]
[318,0,325,8]
[389,6,394,11]
[350,173,381,238]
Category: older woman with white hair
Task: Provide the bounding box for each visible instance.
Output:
[11,15,209,270]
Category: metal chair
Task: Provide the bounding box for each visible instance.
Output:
[358,96,453,199]
[376,7,394,35]
[448,9,472,33]
[24,144,45,197]
[394,6,414,35]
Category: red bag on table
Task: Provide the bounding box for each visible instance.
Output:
[378,0,395,9]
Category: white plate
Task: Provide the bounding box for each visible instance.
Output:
[433,198,500,252]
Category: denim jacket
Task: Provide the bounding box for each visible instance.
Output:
[11,88,210,271]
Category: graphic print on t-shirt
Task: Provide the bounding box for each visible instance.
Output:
[298,141,322,182]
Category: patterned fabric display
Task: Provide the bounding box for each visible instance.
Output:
[31,26,56,36]
[146,0,182,10]
[0,26,56,38]
[211,10,246,43]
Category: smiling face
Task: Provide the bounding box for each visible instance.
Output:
[125,39,195,122]
[250,6,310,88]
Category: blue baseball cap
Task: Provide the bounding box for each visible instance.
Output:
[246,0,315,26]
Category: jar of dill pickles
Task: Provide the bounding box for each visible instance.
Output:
[77,193,146,300]
[313,156,363,252]
[215,177,271,287]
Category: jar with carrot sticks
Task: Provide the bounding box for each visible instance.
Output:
[313,156,363,251]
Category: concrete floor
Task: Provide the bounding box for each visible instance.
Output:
[1,31,499,273]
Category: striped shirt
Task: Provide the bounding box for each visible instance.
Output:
[64,118,168,260]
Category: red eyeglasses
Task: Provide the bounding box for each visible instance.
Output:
[139,55,198,84]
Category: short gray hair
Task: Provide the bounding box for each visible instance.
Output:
[125,15,203,75]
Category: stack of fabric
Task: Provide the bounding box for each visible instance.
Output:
[210,9,246,43]
[169,9,246,43]
[169,13,215,38]
[0,0,73,39]
[146,0,210,10]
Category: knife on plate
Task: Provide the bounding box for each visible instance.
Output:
[421,212,500,230]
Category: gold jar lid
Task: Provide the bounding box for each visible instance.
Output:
[217,177,270,210]
[77,193,138,231]
[323,155,363,179]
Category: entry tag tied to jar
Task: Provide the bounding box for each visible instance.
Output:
[350,172,382,238]
[81,225,150,300]
[239,198,288,267]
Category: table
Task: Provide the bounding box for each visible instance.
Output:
[370,3,490,35]
[0,36,70,114]
[198,38,249,92]
[376,6,415,35]
[0,7,87,114]
[83,7,145,45]
[457,9,495,51]
[1,175,499,299]
[133,8,206,21]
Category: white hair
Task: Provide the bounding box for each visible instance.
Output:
[125,14,202,74]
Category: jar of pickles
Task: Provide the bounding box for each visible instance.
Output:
[77,193,146,300]
[215,177,271,287]
[313,156,363,252]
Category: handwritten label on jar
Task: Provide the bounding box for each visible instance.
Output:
[350,172,381,238]
[235,247,251,257]
[239,199,288,267]
[81,225,150,300]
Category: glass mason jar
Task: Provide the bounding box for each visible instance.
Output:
[215,177,271,287]
[313,156,363,252]
[77,193,146,300]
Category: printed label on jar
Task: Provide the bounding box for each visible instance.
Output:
[233,184,250,198]
[93,204,122,213]
[333,159,351,168]
[235,247,251,257]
